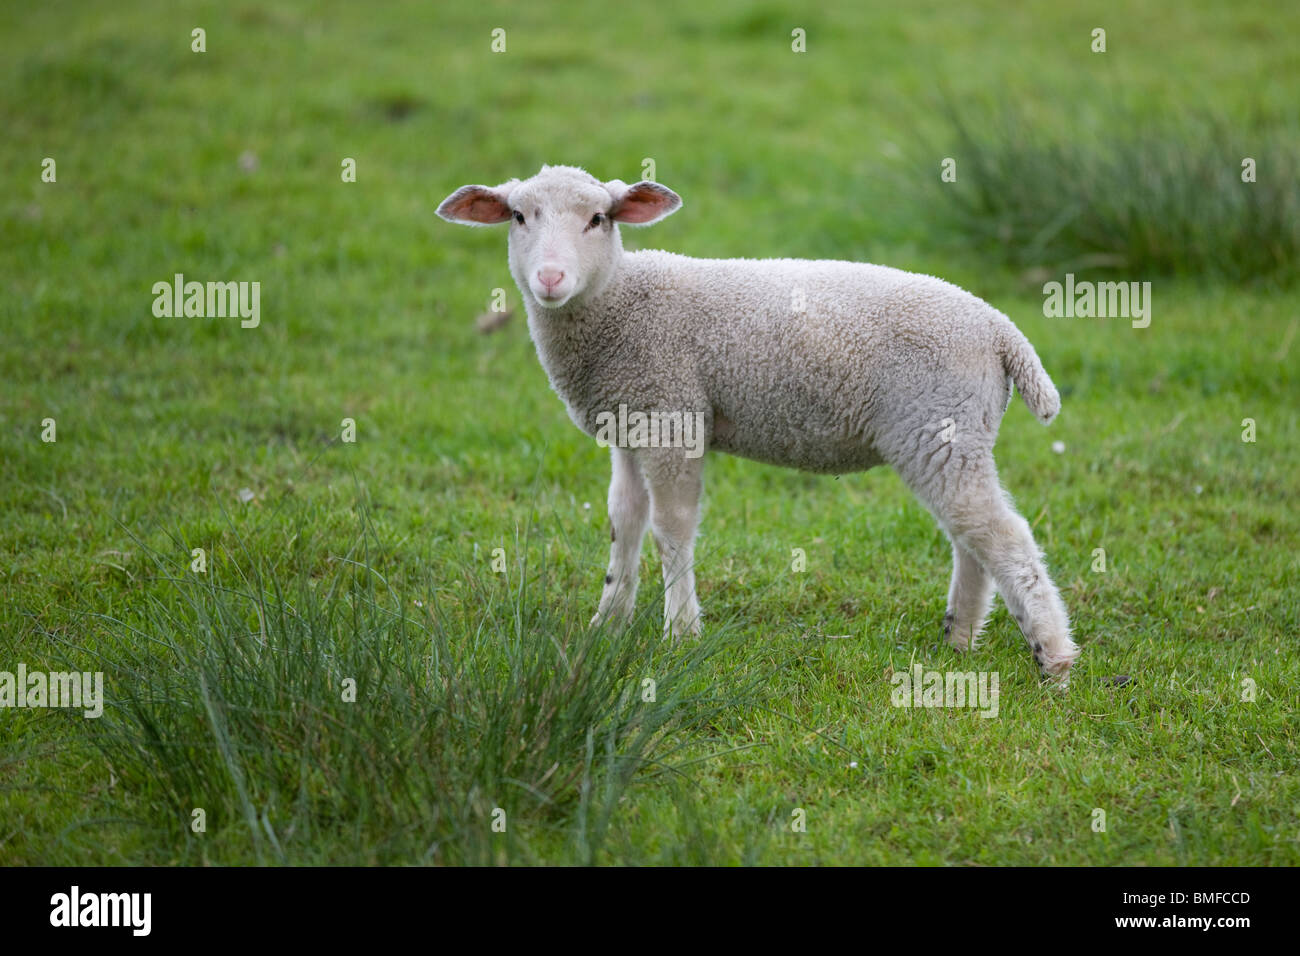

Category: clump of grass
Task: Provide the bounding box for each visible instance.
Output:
[83,508,760,865]
[923,104,1300,285]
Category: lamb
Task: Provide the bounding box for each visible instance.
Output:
[438,165,1080,680]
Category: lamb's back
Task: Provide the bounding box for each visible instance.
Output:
[610,251,1006,472]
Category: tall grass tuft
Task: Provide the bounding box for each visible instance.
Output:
[84,507,760,864]
[921,104,1300,285]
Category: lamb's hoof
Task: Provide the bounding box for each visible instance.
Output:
[1035,642,1079,688]
[590,608,632,631]
[942,612,965,651]
[664,618,702,644]
[943,612,979,652]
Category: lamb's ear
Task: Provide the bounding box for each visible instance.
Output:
[436,180,518,225]
[606,179,682,225]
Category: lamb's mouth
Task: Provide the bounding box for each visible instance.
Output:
[533,289,573,308]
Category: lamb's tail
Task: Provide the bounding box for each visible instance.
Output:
[996,318,1060,425]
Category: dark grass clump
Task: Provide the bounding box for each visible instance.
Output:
[82,509,760,864]
[923,104,1300,286]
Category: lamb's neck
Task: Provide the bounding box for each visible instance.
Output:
[523,293,618,405]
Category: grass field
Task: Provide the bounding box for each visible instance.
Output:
[1,0,1297,865]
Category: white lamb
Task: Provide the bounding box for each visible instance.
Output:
[438,165,1080,679]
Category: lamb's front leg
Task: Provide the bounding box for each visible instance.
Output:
[591,447,649,629]
[645,454,704,640]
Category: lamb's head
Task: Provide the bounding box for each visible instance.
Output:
[437,165,681,309]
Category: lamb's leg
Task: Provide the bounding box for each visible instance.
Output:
[944,539,995,652]
[591,447,649,628]
[645,455,704,640]
[950,492,1077,680]
[968,504,1076,680]
[904,452,1078,680]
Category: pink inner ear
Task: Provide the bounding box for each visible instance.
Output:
[465,194,510,223]
[613,185,676,223]
[442,187,510,224]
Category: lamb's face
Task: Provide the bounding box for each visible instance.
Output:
[505,173,624,309]
[437,165,682,312]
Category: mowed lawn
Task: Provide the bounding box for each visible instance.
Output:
[1,0,1297,864]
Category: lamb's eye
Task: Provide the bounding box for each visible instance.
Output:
[589,213,605,228]
[513,211,525,225]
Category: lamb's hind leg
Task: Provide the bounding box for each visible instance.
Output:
[972,504,1077,680]
[950,479,1077,679]
[904,449,1078,681]
[944,539,995,652]
[591,447,649,628]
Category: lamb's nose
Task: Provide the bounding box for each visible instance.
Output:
[537,269,565,291]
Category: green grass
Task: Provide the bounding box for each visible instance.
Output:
[1,0,1297,865]
[81,508,759,865]
[919,103,1300,284]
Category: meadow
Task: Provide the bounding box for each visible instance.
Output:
[1,0,1296,864]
